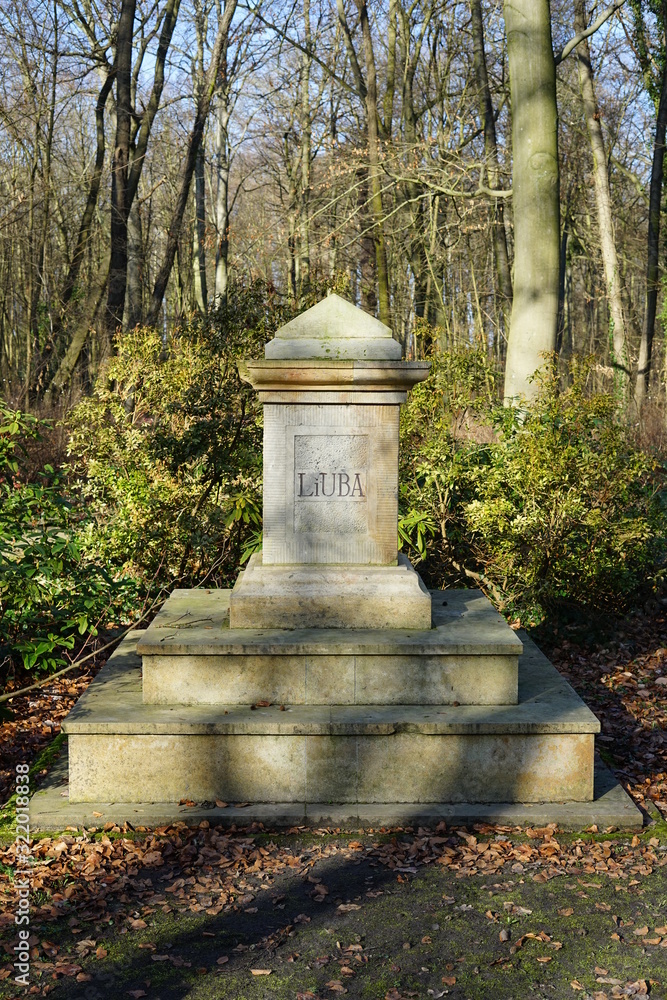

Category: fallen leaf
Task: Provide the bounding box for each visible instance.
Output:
[499,928,510,942]
[441,976,456,986]
[250,968,272,975]
[216,956,229,965]
[570,981,584,991]
[633,925,650,936]
[129,919,147,930]
[536,956,552,963]
[215,800,228,808]
[337,903,361,912]
[595,967,609,976]
[558,907,574,917]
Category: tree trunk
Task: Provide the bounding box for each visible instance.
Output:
[471,0,512,336]
[105,0,137,344]
[125,199,143,327]
[44,252,111,406]
[145,0,238,328]
[298,0,312,300]
[636,57,667,403]
[503,0,560,403]
[574,0,630,393]
[355,0,391,325]
[214,89,230,308]
[193,144,208,313]
[60,71,114,314]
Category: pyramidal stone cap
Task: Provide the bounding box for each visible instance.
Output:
[265,293,402,360]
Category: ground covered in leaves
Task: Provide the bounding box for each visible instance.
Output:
[0,603,666,998]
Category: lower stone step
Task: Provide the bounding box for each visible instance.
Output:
[63,632,599,806]
[30,746,643,831]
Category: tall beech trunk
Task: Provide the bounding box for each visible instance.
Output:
[355,0,390,326]
[146,0,238,327]
[574,0,629,391]
[298,0,312,299]
[636,58,667,403]
[471,0,512,334]
[105,0,137,344]
[193,145,208,313]
[214,89,231,308]
[125,200,143,327]
[503,0,560,403]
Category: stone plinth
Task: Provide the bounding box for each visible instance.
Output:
[137,587,521,705]
[229,553,432,630]
[232,352,431,629]
[64,624,600,805]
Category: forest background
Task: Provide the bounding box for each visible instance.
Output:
[0,0,665,689]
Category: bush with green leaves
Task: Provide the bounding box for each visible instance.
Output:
[0,404,138,682]
[66,277,354,592]
[400,351,666,624]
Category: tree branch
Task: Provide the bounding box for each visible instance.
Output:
[555,0,627,65]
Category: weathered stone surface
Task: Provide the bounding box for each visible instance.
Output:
[260,401,401,566]
[30,747,644,830]
[68,733,307,803]
[64,627,600,804]
[229,554,433,631]
[67,730,593,804]
[142,649,518,706]
[65,629,593,735]
[263,293,402,360]
[137,587,522,656]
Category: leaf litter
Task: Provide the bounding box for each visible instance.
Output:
[2,607,667,994]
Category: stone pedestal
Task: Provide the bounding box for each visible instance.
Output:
[230,350,432,629]
[40,294,642,831]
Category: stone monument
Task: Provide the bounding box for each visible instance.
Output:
[230,293,432,630]
[30,294,641,830]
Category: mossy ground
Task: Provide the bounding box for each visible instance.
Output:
[3,827,667,1000]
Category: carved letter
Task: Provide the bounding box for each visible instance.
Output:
[350,473,365,497]
[298,473,314,498]
[321,472,335,497]
[338,472,350,496]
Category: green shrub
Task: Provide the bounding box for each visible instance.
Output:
[0,403,138,681]
[400,351,666,624]
[66,276,353,592]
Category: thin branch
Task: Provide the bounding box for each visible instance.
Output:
[555,0,627,65]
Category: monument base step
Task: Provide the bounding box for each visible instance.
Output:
[63,631,602,807]
[137,587,522,706]
[29,745,643,831]
[229,553,432,629]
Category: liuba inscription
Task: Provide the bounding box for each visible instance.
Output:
[297,471,365,498]
[293,433,368,535]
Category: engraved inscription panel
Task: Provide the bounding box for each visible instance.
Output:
[294,434,368,534]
